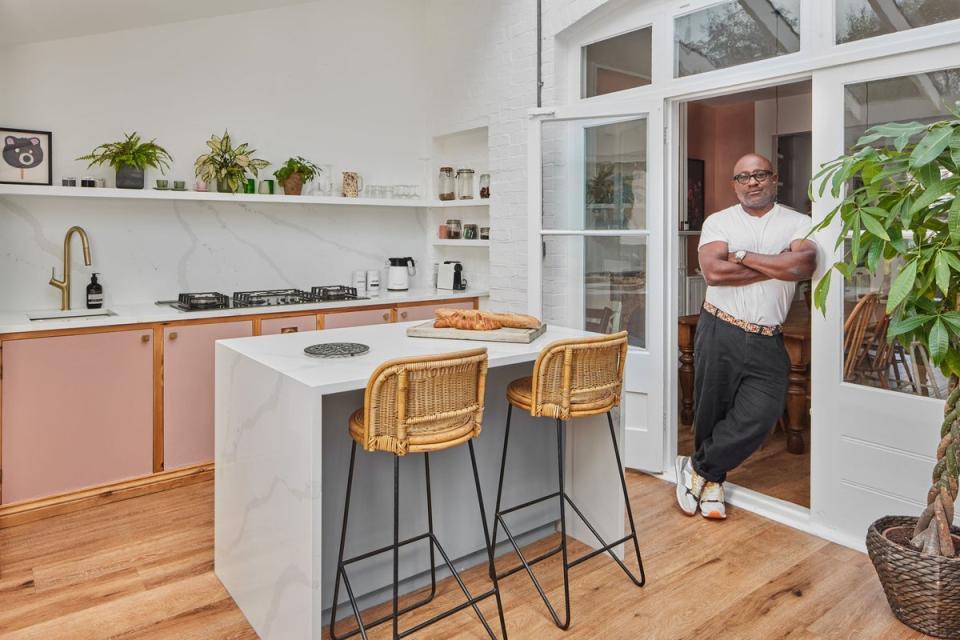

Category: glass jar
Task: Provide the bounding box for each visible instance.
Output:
[479,226,490,240]
[456,169,475,200]
[479,173,490,199]
[438,167,455,201]
[445,219,462,239]
[463,224,478,240]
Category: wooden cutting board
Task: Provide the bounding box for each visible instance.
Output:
[406,321,547,344]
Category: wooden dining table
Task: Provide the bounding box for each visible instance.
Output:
[678,302,811,454]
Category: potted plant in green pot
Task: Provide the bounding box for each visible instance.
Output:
[194,130,269,193]
[812,113,960,638]
[274,156,322,196]
[77,132,172,189]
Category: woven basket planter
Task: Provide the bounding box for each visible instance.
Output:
[866,516,960,639]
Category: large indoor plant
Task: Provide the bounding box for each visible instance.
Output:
[812,113,960,637]
[77,132,172,189]
[273,156,321,196]
[194,130,269,193]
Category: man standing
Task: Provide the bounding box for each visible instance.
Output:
[676,153,817,519]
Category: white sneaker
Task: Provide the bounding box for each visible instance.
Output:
[700,482,727,520]
[675,456,704,516]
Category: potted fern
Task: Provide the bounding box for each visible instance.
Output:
[812,113,960,638]
[194,130,269,193]
[77,132,172,189]
[273,156,322,196]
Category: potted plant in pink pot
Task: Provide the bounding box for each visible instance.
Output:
[273,156,322,196]
[812,111,960,638]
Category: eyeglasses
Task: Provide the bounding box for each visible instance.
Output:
[732,170,775,185]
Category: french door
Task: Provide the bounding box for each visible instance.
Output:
[529,99,665,472]
[811,43,960,543]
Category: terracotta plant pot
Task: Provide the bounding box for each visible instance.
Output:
[282,172,304,196]
[867,516,960,638]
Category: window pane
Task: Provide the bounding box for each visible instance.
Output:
[841,69,959,397]
[541,118,647,231]
[582,27,652,98]
[542,236,646,348]
[836,0,960,44]
[675,0,801,78]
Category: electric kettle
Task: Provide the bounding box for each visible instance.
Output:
[386,257,416,291]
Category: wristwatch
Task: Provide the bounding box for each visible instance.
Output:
[734,250,747,264]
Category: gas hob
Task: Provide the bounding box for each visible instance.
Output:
[160,286,368,312]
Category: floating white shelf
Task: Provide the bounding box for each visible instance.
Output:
[0,184,492,209]
[431,239,490,247]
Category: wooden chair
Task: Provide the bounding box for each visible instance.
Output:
[329,349,508,640]
[490,331,645,631]
[843,292,880,382]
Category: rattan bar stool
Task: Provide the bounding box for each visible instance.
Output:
[328,348,508,640]
[490,331,645,630]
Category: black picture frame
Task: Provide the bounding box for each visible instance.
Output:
[687,157,705,231]
[1,127,53,186]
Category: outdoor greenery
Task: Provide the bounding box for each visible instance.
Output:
[811,110,960,557]
[273,156,322,183]
[77,132,172,172]
[194,131,269,193]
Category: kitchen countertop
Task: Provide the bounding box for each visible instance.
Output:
[0,288,486,335]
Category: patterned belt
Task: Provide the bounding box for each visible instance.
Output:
[702,302,782,337]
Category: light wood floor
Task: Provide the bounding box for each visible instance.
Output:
[679,424,811,508]
[0,472,927,639]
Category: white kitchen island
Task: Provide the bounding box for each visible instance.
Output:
[214,321,627,640]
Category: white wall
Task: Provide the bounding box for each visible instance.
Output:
[0,1,435,310]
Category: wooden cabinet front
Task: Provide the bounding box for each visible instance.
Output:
[261,315,318,335]
[162,321,253,470]
[322,307,393,329]
[1,329,154,504]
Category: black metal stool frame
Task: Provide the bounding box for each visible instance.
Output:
[329,440,509,640]
[490,404,645,630]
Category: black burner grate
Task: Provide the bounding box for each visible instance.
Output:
[232,289,314,308]
[311,285,367,301]
[173,292,230,311]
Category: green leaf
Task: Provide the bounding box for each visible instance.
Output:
[889,314,933,337]
[909,180,951,216]
[951,128,960,169]
[813,273,831,316]
[943,349,960,379]
[895,132,912,152]
[833,261,853,278]
[886,259,917,313]
[942,249,960,272]
[870,121,927,137]
[911,125,953,167]
[861,206,891,221]
[929,319,949,365]
[867,239,883,273]
[950,198,960,243]
[942,311,960,334]
[859,212,890,240]
[936,252,951,295]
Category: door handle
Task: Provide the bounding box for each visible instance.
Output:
[382,312,390,321]
[281,326,299,334]
[400,311,408,319]
[169,332,178,341]
[141,334,150,343]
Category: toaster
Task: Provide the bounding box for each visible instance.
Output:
[437,261,467,290]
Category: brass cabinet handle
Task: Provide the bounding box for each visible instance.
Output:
[141,334,150,343]
[400,311,408,319]
[281,326,298,334]
[382,312,390,321]
[169,332,178,341]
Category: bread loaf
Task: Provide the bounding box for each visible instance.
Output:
[433,309,541,331]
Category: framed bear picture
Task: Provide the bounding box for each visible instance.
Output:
[1,128,52,186]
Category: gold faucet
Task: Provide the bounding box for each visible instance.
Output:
[49,226,92,311]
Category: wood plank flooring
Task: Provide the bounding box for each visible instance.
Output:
[0,472,927,639]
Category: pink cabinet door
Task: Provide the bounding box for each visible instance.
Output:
[397,300,476,322]
[1,329,154,504]
[322,308,393,329]
[261,315,317,335]
[163,321,253,470]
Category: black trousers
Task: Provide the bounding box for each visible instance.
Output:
[692,309,790,483]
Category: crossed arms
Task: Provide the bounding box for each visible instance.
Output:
[698,239,817,287]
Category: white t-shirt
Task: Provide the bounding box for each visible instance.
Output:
[698,204,813,326]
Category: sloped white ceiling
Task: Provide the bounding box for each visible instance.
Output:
[0,0,316,46]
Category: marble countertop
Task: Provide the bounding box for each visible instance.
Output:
[0,288,486,335]
[216,321,594,394]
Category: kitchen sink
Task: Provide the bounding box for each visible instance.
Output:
[28,308,116,321]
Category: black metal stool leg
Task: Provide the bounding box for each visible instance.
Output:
[392,455,400,640]
[424,452,438,600]
[490,402,513,579]
[555,417,572,630]
[330,442,368,640]
[606,411,645,586]
[468,440,509,640]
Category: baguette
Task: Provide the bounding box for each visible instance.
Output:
[433,308,541,331]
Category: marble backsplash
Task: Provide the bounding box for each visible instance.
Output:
[0,196,433,312]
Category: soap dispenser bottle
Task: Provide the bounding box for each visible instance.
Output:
[86,273,103,309]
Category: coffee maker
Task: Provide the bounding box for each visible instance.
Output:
[437,261,467,290]
[386,257,416,291]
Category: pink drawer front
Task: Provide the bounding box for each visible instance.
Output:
[1,330,154,504]
[323,308,393,329]
[261,315,317,335]
[397,300,475,322]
